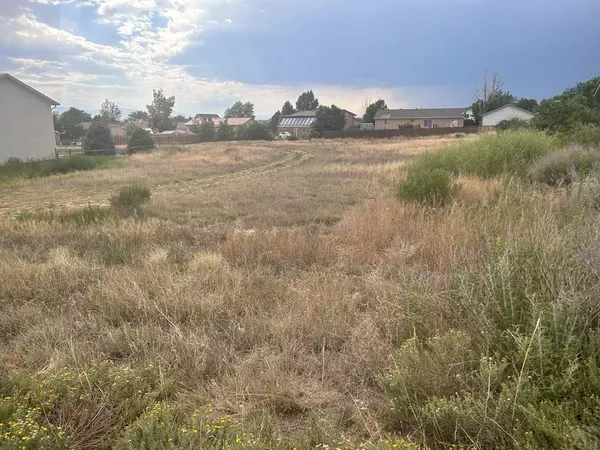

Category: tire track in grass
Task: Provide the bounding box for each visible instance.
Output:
[0,148,314,215]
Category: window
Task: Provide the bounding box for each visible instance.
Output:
[410,119,414,123]
[384,119,388,125]
[424,119,431,128]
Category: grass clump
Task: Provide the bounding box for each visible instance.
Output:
[414,130,556,178]
[0,156,115,181]
[109,183,151,216]
[396,168,460,206]
[17,204,112,226]
[529,145,600,186]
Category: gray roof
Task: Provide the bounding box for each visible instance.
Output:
[278,116,316,128]
[194,113,220,119]
[375,108,465,120]
[0,73,60,105]
[284,109,356,119]
[288,110,317,117]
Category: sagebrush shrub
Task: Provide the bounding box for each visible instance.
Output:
[110,183,151,216]
[529,145,600,186]
[396,168,459,206]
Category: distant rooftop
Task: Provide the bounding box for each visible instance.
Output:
[284,109,356,118]
[375,108,466,120]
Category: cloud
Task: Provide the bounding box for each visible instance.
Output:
[0,0,479,115]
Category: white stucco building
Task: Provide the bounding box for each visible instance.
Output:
[0,73,60,162]
[482,105,534,127]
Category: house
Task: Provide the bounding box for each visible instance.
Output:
[277,109,356,138]
[79,122,126,137]
[374,108,466,130]
[481,105,535,127]
[194,113,220,120]
[0,73,59,162]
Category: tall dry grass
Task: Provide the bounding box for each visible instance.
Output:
[2,135,599,448]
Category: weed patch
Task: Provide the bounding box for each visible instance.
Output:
[0,156,117,182]
[109,183,151,217]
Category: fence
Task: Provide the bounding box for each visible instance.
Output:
[56,133,201,156]
[321,126,482,139]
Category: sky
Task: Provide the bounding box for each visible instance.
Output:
[1,0,599,118]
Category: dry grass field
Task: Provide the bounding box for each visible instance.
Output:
[2,132,600,449]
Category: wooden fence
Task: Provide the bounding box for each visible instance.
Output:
[321,126,482,139]
[56,133,200,156]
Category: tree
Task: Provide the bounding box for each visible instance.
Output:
[224,101,254,118]
[123,121,142,137]
[363,99,387,124]
[193,118,215,142]
[515,98,539,112]
[313,105,346,136]
[83,123,115,155]
[281,101,295,116]
[296,90,319,111]
[533,98,594,132]
[269,111,281,133]
[217,119,234,141]
[127,128,155,153]
[99,99,122,123]
[127,110,149,122]
[562,76,600,108]
[147,89,176,132]
[172,114,191,123]
[532,76,600,131]
[470,70,517,124]
[56,107,91,140]
[237,122,272,141]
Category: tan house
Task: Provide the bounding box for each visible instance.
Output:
[277,109,356,138]
[374,108,466,130]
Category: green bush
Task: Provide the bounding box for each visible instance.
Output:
[0,156,113,181]
[382,233,600,449]
[110,183,151,216]
[414,130,556,179]
[0,362,174,449]
[127,127,155,153]
[237,123,273,141]
[496,117,532,132]
[287,135,299,141]
[83,123,116,155]
[396,168,460,206]
[529,145,600,186]
[566,124,600,148]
